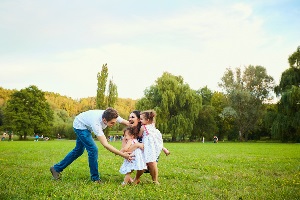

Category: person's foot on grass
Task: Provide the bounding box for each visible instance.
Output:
[129,177,134,183]
[50,166,61,180]
[132,178,140,185]
[94,180,102,184]
[153,181,160,185]
[121,181,128,186]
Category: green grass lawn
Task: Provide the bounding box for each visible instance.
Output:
[0,140,299,199]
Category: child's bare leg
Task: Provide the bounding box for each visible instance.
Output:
[122,172,132,185]
[148,161,159,184]
[163,147,170,156]
[133,170,144,184]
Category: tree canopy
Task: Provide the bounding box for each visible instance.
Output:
[219,65,275,141]
[4,85,54,139]
[273,46,300,142]
[96,63,108,109]
[136,72,202,141]
[1,47,299,142]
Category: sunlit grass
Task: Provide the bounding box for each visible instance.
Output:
[0,140,299,199]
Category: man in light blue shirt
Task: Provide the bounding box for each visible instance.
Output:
[50,108,133,183]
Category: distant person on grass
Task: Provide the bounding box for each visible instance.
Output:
[34,134,39,142]
[1,132,7,141]
[50,108,133,184]
[213,136,218,143]
[119,126,147,186]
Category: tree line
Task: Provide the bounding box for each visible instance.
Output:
[0,47,299,142]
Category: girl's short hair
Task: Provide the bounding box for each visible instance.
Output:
[123,126,139,138]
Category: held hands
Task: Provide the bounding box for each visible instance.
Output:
[123,152,135,161]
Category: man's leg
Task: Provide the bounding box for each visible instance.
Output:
[76,129,99,181]
[52,128,85,174]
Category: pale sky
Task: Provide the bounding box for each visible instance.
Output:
[1,0,299,100]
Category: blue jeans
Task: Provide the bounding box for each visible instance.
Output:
[53,128,100,181]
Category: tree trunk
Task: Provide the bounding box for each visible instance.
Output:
[239,130,244,141]
[172,135,176,142]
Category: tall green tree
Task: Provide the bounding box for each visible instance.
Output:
[107,79,118,107]
[191,105,218,141]
[273,46,300,142]
[198,86,213,105]
[219,66,275,141]
[211,91,231,140]
[3,85,53,139]
[259,103,277,140]
[136,72,202,141]
[191,86,218,141]
[106,79,120,133]
[96,64,108,109]
[288,46,300,68]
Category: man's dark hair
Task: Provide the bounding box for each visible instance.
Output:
[102,107,119,121]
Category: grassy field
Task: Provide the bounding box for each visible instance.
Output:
[0,140,299,200]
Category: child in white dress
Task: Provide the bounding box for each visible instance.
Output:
[140,110,163,184]
[119,127,147,185]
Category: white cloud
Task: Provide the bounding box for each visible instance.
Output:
[0,1,298,100]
